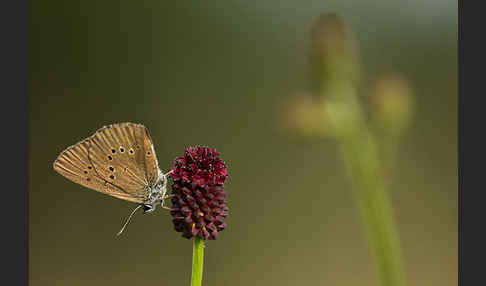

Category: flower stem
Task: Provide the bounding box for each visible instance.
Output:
[324,95,406,286]
[288,14,408,286]
[191,237,204,286]
[338,129,406,286]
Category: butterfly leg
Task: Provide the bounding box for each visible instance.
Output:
[158,189,174,211]
[160,194,174,210]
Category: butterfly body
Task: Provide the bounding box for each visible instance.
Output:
[53,122,170,212]
[141,170,168,213]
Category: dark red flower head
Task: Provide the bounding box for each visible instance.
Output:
[169,146,229,240]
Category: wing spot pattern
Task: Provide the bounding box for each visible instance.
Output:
[53,122,158,204]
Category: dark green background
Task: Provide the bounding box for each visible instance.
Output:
[30,1,457,285]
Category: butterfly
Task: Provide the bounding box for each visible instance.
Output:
[53,122,172,236]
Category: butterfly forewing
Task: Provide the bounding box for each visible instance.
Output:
[53,138,144,203]
[87,123,161,200]
[137,124,161,186]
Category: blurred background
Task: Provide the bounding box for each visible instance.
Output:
[30,1,457,286]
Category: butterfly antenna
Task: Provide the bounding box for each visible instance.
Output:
[116,205,143,237]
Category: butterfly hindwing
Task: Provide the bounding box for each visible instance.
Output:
[53,138,145,203]
[87,123,160,201]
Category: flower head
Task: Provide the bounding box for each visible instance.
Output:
[169,146,229,240]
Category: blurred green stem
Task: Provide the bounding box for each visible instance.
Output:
[324,95,406,286]
[191,237,204,286]
[379,133,400,181]
[291,13,408,286]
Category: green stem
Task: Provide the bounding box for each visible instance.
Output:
[296,14,407,285]
[191,237,204,286]
[324,97,406,286]
[340,133,406,286]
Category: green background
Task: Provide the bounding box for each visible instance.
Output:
[30,1,457,285]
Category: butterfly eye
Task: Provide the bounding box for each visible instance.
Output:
[84,171,88,174]
[109,166,114,172]
[129,149,134,154]
[143,204,154,213]
[111,149,116,154]
[109,175,115,180]
[108,155,113,160]
[119,147,124,153]
[88,166,92,170]
[146,151,151,156]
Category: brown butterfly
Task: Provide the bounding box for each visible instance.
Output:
[53,122,172,236]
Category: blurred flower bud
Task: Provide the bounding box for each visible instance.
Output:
[281,92,332,138]
[309,14,359,90]
[369,74,415,134]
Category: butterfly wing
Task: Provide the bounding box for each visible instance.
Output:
[87,123,161,201]
[53,138,145,203]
